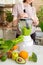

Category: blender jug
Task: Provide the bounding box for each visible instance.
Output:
[18,18,33,34]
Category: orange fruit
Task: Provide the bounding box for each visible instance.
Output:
[12,45,18,50]
[19,50,28,59]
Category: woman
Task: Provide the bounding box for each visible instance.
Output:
[12,0,39,42]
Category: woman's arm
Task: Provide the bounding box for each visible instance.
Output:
[12,4,18,27]
[31,7,39,26]
[32,16,39,26]
[11,17,18,30]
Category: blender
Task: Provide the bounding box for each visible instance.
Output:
[18,17,33,52]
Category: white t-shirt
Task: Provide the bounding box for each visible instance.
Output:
[12,2,38,34]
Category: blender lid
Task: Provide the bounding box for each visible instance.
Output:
[19,18,32,21]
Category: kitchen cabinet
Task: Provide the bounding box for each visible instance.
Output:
[0,28,17,40]
[0,0,14,4]
[0,0,5,6]
[35,32,43,45]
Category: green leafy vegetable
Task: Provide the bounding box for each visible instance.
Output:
[0,39,14,53]
[39,22,43,32]
[22,27,31,36]
[12,35,23,45]
[0,38,4,44]
[29,52,37,62]
[6,10,13,22]
[2,40,13,53]
[37,6,43,31]
[1,55,7,61]
[0,35,23,54]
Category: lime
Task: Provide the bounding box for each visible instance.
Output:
[1,55,7,61]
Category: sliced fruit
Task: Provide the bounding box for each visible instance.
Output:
[16,57,26,64]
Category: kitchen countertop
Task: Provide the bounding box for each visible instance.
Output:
[0,45,43,65]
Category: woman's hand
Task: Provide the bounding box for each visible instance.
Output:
[19,13,28,18]
[31,17,39,26]
[32,20,39,26]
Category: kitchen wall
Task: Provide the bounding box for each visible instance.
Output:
[0,0,15,4]
[0,0,43,10]
[33,0,43,10]
[0,0,43,5]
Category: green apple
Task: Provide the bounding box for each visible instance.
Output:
[12,52,18,60]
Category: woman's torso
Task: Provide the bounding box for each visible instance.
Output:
[13,3,36,34]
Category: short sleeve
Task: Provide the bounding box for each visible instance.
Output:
[31,7,38,21]
[12,4,18,18]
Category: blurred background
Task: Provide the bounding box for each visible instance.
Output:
[0,0,43,45]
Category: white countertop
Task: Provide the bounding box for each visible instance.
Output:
[0,45,43,65]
